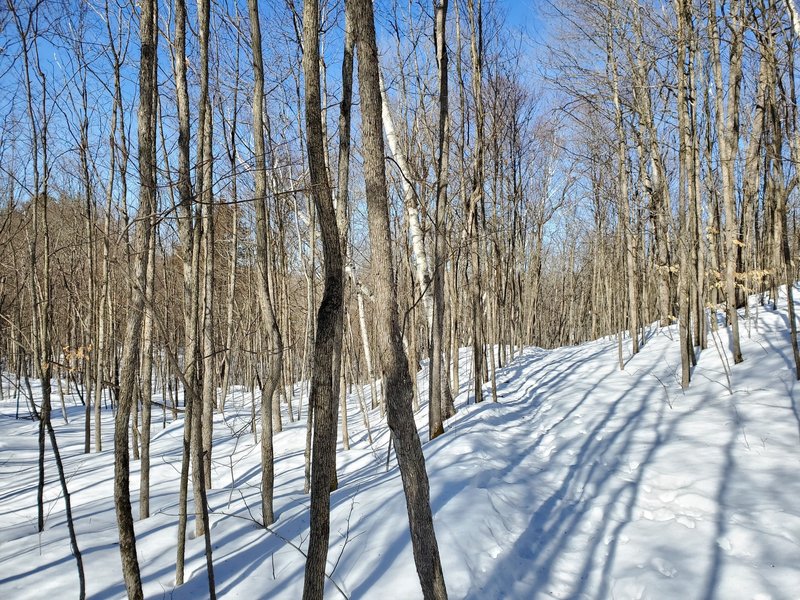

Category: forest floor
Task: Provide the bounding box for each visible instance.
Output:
[1,288,799,599]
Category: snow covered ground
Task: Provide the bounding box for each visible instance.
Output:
[1,289,799,599]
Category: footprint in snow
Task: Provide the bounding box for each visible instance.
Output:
[717,536,733,553]
[676,515,696,529]
[604,533,630,545]
[658,489,678,503]
[651,557,677,578]
[472,471,493,490]
[487,544,502,559]
[639,508,676,522]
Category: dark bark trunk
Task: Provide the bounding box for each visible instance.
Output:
[301,0,345,596]
[350,0,448,596]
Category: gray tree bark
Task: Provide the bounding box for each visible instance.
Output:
[429,0,450,440]
[113,0,158,595]
[301,0,345,596]
[248,0,284,527]
[351,0,448,596]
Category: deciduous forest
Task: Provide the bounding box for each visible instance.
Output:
[1,0,799,598]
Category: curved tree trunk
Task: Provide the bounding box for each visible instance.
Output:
[301,0,345,596]
[351,0,448,596]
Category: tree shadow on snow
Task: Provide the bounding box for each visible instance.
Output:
[465,350,709,599]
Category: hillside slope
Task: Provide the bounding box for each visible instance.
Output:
[1,289,799,599]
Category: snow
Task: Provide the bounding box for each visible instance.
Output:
[1,289,799,599]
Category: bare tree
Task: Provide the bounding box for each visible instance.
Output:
[248,0,284,527]
[351,0,448,596]
[710,0,745,364]
[301,0,345,596]
[112,0,158,595]
[429,0,450,439]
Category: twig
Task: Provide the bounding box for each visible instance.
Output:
[211,490,351,599]
[331,492,363,577]
[709,322,733,395]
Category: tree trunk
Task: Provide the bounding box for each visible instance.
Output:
[607,8,639,357]
[139,219,156,519]
[173,0,200,584]
[113,0,158,594]
[248,0,284,528]
[710,0,744,363]
[301,0,345,596]
[351,0,448,596]
[429,0,450,440]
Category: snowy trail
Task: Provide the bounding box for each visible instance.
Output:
[432,324,800,599]
[1,291,800,599]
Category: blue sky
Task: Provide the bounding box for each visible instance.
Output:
[0,0,554,208]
